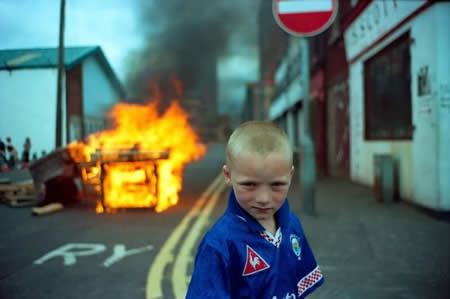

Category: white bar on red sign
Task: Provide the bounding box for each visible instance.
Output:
[278,0,333,14]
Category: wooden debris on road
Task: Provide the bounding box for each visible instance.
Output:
[0,179,39,207]
[31,203,64,216]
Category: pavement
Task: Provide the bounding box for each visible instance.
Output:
[287,175,450,299]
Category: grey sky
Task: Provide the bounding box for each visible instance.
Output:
[0,0,259,113]
[0,0,143,81]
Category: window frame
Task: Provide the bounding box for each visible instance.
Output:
[363,31,413,141]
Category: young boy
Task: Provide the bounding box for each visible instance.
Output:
[186,121,323,298]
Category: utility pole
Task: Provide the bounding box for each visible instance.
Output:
[299,38,317,216]
[273,0,338,217]
[55,0,66,148]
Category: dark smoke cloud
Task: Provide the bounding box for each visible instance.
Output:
[126,0,259,108]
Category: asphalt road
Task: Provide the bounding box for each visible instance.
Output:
[0,143,228,299]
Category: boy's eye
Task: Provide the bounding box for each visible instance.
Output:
[240,182,256,187]
[271,182,287,187]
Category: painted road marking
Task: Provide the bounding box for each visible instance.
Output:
[146,173,224,299]
[34,243,107,266]
[103,244,154,267]
[172,178,226,299]
[34,243,153,267]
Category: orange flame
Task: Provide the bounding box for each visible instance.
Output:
[69,100,206,213]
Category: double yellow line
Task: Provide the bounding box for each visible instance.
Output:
[146,173,227,299]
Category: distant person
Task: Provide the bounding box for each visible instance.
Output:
[5,137,13,153]
[186,121,323,298]
[0,141,8,172]
[5,137,17,169]
[22,137,32,169]
[32,161,80,216]
[32,152,38,161]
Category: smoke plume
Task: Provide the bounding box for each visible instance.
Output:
[126,0,259,113]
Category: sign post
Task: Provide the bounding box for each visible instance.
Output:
[273,0,338,216]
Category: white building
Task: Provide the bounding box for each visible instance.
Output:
[269,37,304,151]
[344,1,450,210]
[0,46,125,158]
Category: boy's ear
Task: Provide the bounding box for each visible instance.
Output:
[290,165,295,177]
[223,164,232,185]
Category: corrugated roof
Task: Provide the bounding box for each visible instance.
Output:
[0,46,126,97]
[0,46,97,69]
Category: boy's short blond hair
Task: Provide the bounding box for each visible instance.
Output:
[225,121,293,167]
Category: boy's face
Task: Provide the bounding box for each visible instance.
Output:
[223,151,294,224]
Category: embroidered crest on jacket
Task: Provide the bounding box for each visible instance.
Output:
[290,234,301,259]
[242,245,270,276]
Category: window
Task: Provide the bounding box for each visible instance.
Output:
[364,32,412,140]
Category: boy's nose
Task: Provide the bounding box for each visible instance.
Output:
[255,188,271,206]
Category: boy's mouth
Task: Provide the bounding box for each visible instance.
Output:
[253,207,271,214]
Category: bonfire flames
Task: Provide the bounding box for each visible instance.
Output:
[68,100,206,213]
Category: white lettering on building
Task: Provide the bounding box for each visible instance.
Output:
[344,0,426,61]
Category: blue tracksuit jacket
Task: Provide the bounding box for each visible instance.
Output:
[186,190,323,298]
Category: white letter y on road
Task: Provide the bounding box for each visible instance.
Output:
[103,244,154,268]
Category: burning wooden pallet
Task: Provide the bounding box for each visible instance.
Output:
[29,147,170,212]
[76,149,170,212]
[0,179,38,207]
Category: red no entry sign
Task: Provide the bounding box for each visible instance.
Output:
[273,0,338,37]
